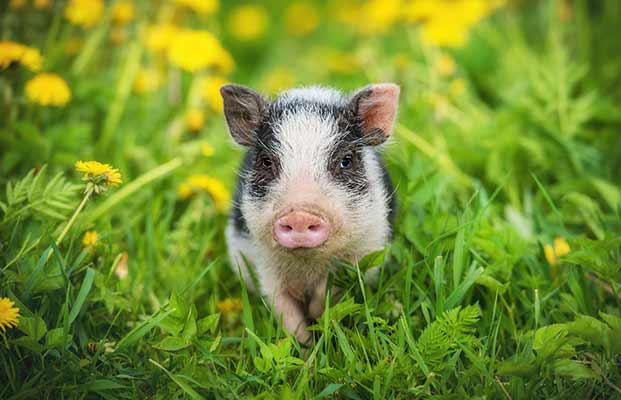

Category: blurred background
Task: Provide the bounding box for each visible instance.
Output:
[1,0,621,398]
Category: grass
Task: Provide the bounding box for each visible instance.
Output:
[1,0,621,398]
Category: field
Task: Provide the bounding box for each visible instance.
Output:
[1,0,621,398]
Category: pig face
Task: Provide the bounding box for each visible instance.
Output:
[221,84,399,262]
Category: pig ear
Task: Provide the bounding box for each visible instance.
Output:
[220,84,266,146]
[350,83,400,146]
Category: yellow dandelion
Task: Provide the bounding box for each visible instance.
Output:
[435,54,456,77]
[111,1,135,25]
[0,297,20,333]
[178,174,231,212]
[228,5,268,41]
[201,141,215,157]
[65,0,104,28]
[285,2,320,37]
[0,41,43,72]
[261,68,295,95]
[82,230,99,247]
[168,29,230,73]
[360,0,401,34]
[133,67,162,94]
[9,0,26,10]
[185,108,205,132]
[217,298,243,316]
[175,0,218,16]
[25,73,71,107]
[144,24,178,54]
[75,160,122,193]
[544,244,556,266]
[200,75,228,113]
[553,237,571,257]
[34,0,52,10]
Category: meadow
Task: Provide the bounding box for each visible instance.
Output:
[1,0,621,398]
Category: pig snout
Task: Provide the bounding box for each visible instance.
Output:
[273,211,330,249]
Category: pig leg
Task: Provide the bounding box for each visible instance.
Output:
[308,276,342,320]
[273,291,311,344]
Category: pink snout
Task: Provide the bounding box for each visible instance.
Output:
[273,211,330,249]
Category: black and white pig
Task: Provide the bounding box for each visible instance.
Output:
[220,83,399,344]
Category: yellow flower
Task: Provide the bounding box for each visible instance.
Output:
[82,230,99,247]
[75,160,123,193]
[185,108,205,132]
[544,237,571,266]
[201,141,215,157]
[544,244,557,266]
[201,75,228,113]
[228,5,268,41]
[133,67,162,94]
[285,2,320,36]
[175,0,218,16]
[111,1,135,25]
[554,237,571,257]
[0,41,43,72]
[34,0,52,10]
[25,73,71,107]
[217,298,243,316]
[261,68,295,95]
[168,29,232,73]
[0,298,20,332]
[435,54,456,77]
[65,0,104,28]
[10,0,27,10]
[178,174,231,212]
[144,24,178,53]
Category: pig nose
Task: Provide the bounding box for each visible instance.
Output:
[273,211,330,249]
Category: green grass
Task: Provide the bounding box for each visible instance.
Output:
[1,0,621,398]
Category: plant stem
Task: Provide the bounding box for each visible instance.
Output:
[46,189,92,262]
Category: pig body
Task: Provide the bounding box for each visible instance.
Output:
[221,84,399,343]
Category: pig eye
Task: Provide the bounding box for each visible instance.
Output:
[260,157,273,169]
[339,154,353,170]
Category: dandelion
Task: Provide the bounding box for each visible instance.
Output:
[65,0,104,28]
[9,0,26,10]
[0,41,43,72]
[544,237,571,266]
[82,230,99,248]
[217,298,243,316]
[133,67,162,94]
[168,29,232,73]
[228,5,268,41]
[34,0,52,10]
[285,2,320,36]
[175,0,218,16]
[201,75,228,113]
[185,108,205,132]
[177,174,231,212]
[25,73,72,107]
[111,1,135,25]
[0,297,20,333]
[75,160,123,194]
[201,141,215,157]
[144,24,178,53]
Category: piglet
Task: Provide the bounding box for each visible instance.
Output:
[221,83,399,344]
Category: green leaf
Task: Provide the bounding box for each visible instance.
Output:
[154,336,191,352]
[68,267,96,324]
[17,315,47,341]
[149,359,202,399]
[115,309,175,352]
[197,314,220,336]
[552,359,598,380]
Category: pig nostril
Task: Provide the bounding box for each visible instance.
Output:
[281,224,293,232]
[308,224,320,232]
